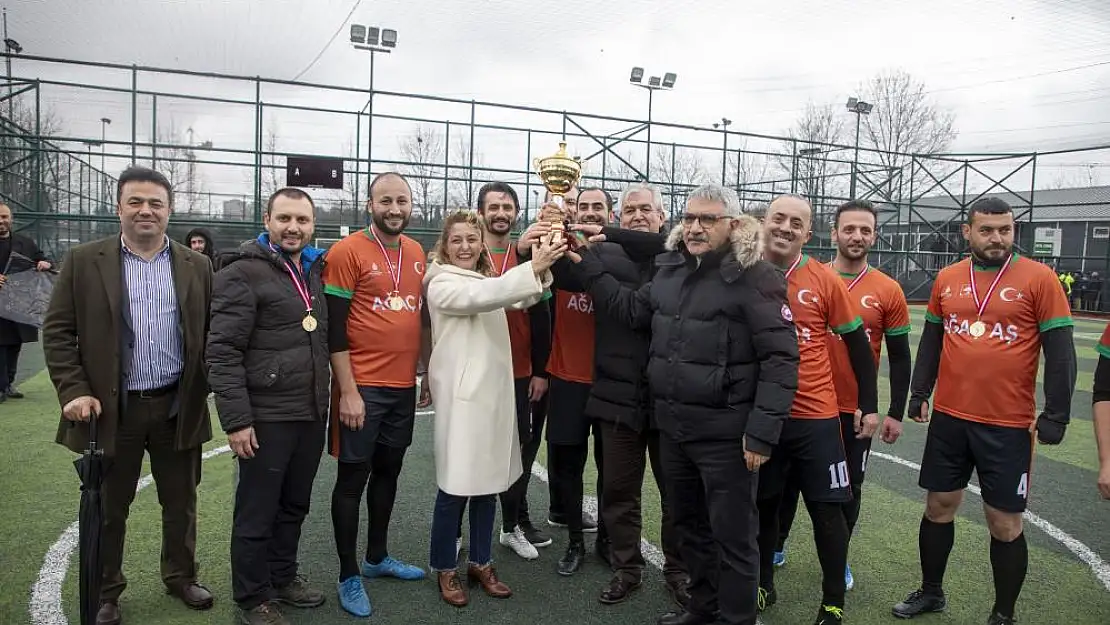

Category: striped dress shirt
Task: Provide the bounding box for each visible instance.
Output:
[122,236,184,391]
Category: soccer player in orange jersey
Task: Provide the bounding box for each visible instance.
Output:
[1095,324,1110,500]
[893,197,1077,625]
[755,195,880,625]
[323,172,432,618]
[774,199,912,589]
[472,181,554,558]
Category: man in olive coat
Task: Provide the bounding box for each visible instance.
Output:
[42,166,214,625]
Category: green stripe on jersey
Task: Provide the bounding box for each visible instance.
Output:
[323,284,354,299]
[831,316,863,335]
[1038,316,1074,332]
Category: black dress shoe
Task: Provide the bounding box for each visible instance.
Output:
[598,575,641,604]
[657,609,718,625]
[166,582,215,610]
[5,386,23,399]
[557,540,585,576]
[96,601,121,625]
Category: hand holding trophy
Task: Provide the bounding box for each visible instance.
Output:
[533,141,583,249]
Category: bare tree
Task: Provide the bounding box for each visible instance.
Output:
[260,122,283,199]
[447,133,484,209]
[859,70,957,201]
[722,138,773,208]
[398,124,444,223]
[653,144,709,218]
[775,102,847,210]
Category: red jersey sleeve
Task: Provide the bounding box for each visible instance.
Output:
[322,239,360,300]
[883,281,912,337]
[1032,264,1074,333]
[826,269,863,335]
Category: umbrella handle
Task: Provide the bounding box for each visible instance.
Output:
[88,408,101,446]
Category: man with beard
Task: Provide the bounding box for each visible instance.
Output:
[566,183,798,625]
[207,188,330,625]
[470,181,553,558]
[536,183,688,605]
[323,172,432,618]
[184,227,217,268]
[0,202,52,400]
[540,186,611,576]
[893,198,1076,625]
[754,195,879,625]
[773,199,912,591]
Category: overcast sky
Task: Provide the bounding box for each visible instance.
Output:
[11,0,1110,200]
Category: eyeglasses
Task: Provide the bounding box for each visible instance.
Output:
[681,213,729,227]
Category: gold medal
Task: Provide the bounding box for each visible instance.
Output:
[302,314,318,332]
[969,320,986,338]
[387,295,405,311]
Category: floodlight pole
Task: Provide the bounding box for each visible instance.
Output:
[352,25,396,192]
[629,68,676,182]
[847,97,872,199]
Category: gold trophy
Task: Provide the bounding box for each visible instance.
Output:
[533,141,583,246]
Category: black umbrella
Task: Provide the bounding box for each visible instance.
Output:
[73,412,105,625]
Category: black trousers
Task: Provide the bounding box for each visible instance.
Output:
[599,420,685,581]
[518,394,553,524]
[548,419,606,542]
[0,342,21,388]
[101,392,201,601]
[662,435,759,625]
[232,420,326,609]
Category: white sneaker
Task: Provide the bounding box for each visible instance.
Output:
[500,526,539,560]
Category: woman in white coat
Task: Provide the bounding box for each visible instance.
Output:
[422,210,565,607]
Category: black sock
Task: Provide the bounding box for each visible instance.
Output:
[919,517,955,595]
[365,444,406,565]
[807,500,849,609]
[757,495,783,591]
[844,485,863,541]
[990,533,1027,618]
[332,461,373,581]
[775,482,801,552]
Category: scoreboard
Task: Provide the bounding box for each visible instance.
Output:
[286,156,344,190]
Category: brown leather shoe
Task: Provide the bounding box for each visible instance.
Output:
[96,601,121,625]
[437,571,468,607]
[166,582,214,610]
[467,563,511,598]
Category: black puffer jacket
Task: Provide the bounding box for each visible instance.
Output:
[554,241,655,431]
[206,238,330,433]
[575,217,799,452]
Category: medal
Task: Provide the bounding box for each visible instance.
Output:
[968,253,1012,339]
[302,314,318,332]
[370,225,406,313]
[483,243,513,277]
[274,247,316,334]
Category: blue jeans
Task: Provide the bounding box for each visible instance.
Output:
[430,489,495,571]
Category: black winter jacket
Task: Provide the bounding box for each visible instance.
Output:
[553,241,655,431]
[206,238,330,433]
[575,217,799,453]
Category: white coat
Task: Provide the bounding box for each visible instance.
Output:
[422,259,552,497]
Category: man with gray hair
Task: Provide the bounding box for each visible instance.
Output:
[564,183,800,625]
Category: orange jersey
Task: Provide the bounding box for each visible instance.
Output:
[322,228,426,388]
[784,255,863,418]
[1098,324,1110,360]
[926,254,1073,429]
[546,289,596,384]
[827,266,911,413]
[487,246,533,379]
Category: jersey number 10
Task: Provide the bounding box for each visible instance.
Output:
[828,461,850,490]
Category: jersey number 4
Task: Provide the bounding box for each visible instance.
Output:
[828,461,850,490]
[1017,472,1029,499]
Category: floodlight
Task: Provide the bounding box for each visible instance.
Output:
[382,29,398,47]
[648,76,661,87]
[846,97,858,110]
[630,67,644,83]
[662,72,676,88]
[367,27,380,46]
[350,25,366,44]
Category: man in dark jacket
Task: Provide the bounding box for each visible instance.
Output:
[207,187,330,625]
[184,227,217,268]
[567,183,799,625]
[0,202,52,400]
[545,183,688,606]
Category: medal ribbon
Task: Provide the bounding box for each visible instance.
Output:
[268,242,313,313]
[969,253,1012,320]
[483,244,512,277]
[784,253,804,280]
[846,266,869,291]
[370,225,404,296]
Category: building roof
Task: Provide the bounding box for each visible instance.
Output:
[886,185,1110,224]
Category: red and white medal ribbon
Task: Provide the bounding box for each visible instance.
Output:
[784,253,803,280]
[969,253,1012,321]
[845,266,869,291]
[483,244,512,277]
[371,224,404,300]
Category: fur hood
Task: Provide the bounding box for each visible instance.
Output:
[663,214,764,268]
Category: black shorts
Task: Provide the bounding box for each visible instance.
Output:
[545,377,592,446]
[514,377,532,447]
[757,416,851,503]
[334,385,417,464]
[919,410,1033,513]
[839,411,872,488]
